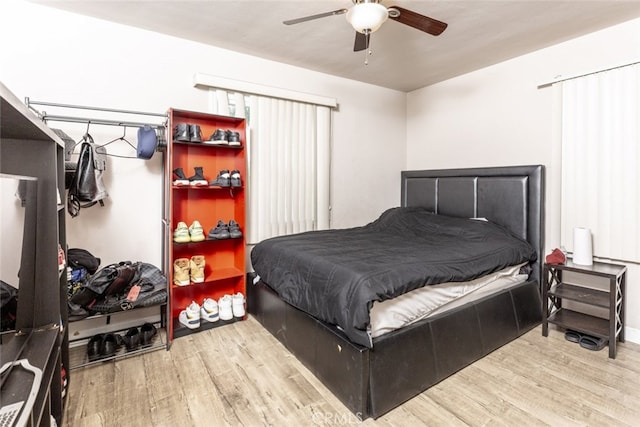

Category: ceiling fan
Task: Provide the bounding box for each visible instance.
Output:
[283,0,448,54]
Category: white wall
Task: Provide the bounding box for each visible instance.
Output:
[0,0,406,337]
[406,18,640,342]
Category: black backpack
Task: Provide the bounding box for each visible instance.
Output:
[67,248,101,275]
[68,134,108,217]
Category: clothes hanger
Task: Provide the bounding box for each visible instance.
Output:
[99,125,138,158]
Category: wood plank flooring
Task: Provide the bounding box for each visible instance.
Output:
[63,316,640,426]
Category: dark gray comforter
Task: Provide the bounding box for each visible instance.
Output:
[250,207,537,347]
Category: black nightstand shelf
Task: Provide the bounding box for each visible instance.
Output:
[542,260,626,358]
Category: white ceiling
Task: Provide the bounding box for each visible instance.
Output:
[31,0,640,92]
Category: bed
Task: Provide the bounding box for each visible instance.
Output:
[247,165,544,419]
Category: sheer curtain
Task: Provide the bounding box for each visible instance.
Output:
[209,89,331,244]
[559,63,640,261]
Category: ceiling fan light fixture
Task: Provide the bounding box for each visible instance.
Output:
[346,2,388,34]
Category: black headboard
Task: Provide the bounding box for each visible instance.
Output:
[401,165,545,285]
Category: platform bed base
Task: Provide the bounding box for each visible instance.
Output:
[247,278,541,420]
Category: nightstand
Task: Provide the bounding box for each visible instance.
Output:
[542,260,626,359]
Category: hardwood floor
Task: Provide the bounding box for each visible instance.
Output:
[63,316,640,426]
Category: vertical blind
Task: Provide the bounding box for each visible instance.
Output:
[559,63,640,261]
[209,89,331,244]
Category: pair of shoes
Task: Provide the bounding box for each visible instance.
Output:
[218,293,246,320]
[173,123,202,143]
[173,221,205,243]
[564,330,608,351]
[87,333,123,361]
[173,255,205,286]
[177,298,220,329]
[545,248,566,265]
[122,322,157,351]
[173,167,208,187]
[208,220,243,240]
[206,129,241,147]
[209,169,242,187]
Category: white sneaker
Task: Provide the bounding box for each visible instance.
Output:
[179,301,200,329]
[201,298,219,323]
[218,295,233,321]
[232,292,245,318]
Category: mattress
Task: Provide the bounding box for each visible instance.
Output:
[251,207,538,347]
[369,263,528,338]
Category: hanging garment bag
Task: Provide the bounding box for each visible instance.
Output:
[68,134,108,217]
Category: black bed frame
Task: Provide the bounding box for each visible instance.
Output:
[248,165,545,419]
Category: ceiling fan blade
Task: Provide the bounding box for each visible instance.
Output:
[353,32,370,52]
[388,6,448,36]
[283,8,348,25]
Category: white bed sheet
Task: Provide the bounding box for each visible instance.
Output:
[369,264,528,339]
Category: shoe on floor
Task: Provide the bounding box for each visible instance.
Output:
[188,167,208,187]
[230,170,242,187]
[201,298,219,322]
[579,334,607,351]
[173,221,190,243]
[189,221,206,242]
[172,168,190,186]
[207,129,228,145]
[564,330,582,343]
[218,295,233,321]
[228,131,241,147]
[173,258,191,286]
[179,301,201,329]
[209,169,231,187]
[189,124,202,143]
[232,292,245,318]
[190,255,205,283]
[173,123,190,142]
[208,220,230,240]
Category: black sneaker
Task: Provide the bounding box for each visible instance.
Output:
[190,124,202,143]
[228,220,243,239]
[230,170,242,187]
[209,169,231,187]
[228,131,241,147]
[172,167,189,186]
[207,129,228,145]
[188,167,208,187]
[173,123,190,142]
[208,220,230,239]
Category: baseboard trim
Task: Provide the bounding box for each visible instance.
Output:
[625,326,640,344]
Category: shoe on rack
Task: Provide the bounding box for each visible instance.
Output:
[140,323,157,347]
[208,220,230,240]
[228,131,241,147]
[173,221,191,243]
[189,220,206,242]
[190,255,205,283]
[100,333,123,358]
[172,168,190,186]
[201,298,219,323]
[208,129,228,145]
[189,124,202,143]
[230,170,242,187]
[179,301,201,329]
[228,220,243,239]
[232,292,246,319]
[218,295,233,321]
[87,334,104,361]
[209,169,231,187]
[188,167,208,187]
[173,258,191,286]
[122,327,140,352]
[173,123,190,142]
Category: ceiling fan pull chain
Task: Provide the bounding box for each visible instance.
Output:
[364,30,372,65]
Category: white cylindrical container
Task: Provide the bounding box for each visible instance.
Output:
[573,227,593,266]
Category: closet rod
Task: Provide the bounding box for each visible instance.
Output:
[39,114,165,129]
[25,97,167,118]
